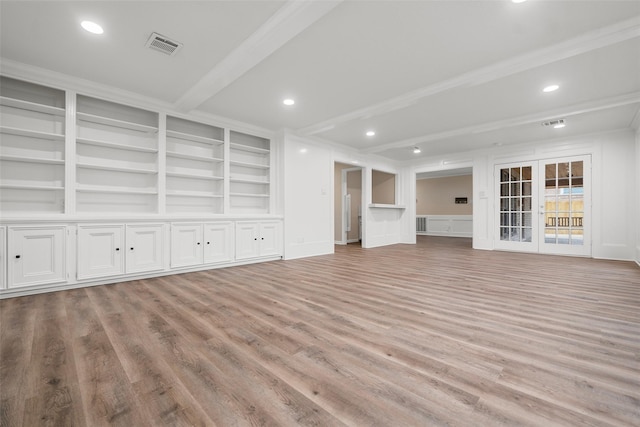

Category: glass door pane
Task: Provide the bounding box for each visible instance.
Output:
[496,163,537,252]
[539,156,590,256]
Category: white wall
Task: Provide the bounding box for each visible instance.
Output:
[282,131,413,259]
[409,129,637,261]
[636,128,640,266]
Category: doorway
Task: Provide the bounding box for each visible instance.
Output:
[495,155,591,256]
[334,162,362,245]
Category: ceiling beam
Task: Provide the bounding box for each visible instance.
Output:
[174,0,343,112]
[297,15,640,137]
[363,91,640,154]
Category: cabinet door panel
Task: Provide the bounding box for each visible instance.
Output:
[259,222,282,257]
[78,225,125,280]
[204,222,234,264]
[126,224,164,274]
[9,226,66,288]
[170,224,203,268]
[235,222,259,260]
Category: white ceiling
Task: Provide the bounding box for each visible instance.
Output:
[2,0,639,161]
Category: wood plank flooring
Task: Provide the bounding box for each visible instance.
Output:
[2,235,639,426]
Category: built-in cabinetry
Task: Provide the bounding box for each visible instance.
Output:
[76,96,159,213]
[166,116,225,214]
[0,75,282,298]
[7,226,66,288]
[170,222,234,268]
[0,77,66,214]
[77,223,164,279]
[229,131,271,214]
[235,221,282,260]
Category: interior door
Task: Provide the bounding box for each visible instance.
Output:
[538,156,591,256]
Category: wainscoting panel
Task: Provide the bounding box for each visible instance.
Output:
[416,215,472,238]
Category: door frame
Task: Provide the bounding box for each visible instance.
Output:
[494,154,592,256]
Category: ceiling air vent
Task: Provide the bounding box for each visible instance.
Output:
[145,32,182,56]
[542,119,565,127]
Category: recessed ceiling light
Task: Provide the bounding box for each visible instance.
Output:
[81,20,104,35]
[366,130,375,137]
[512,0,527,3]
[543,84,559,93]
[413,147,421,154]
[299,148,307,153]
[351,160,359,164]
[554,122,566,129]
[283,98,295,106]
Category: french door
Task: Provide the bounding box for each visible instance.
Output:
[495,155,591,256]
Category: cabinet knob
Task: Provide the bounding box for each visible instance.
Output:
[207,242,210,245]
[15,255,21,259]
[130,247,134,251]
[197,242,201,245]
[261,238,264,240]
[254,238,257,241]
[115,248,120,251]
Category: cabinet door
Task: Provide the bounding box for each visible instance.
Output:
[77,225,125,280]
[8,226,66,288]
[171,223,203,268]
[259,221,282,257]
[203,222,234,264]
[126,224,164,274]
[235,222,260,260]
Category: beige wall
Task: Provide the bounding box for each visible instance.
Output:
[416,175,472,215]
[372,170,395,204]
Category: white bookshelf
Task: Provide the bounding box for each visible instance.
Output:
[76,95,159,213]
[229,131,270,214]
[0,77,66,214]
[166,116,225,214]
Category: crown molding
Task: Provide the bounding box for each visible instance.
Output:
[364,91,640,154]
[298,15,640,137]
[174,0,343,112]
[0,59,275,138]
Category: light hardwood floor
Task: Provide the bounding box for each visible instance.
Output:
[1,236,639,426]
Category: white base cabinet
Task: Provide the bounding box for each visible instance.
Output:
[0,219,281,297]
[78,223,165,279]
[126,224,164,274]
[171,222,234,268]
[7,226,66,288]
[77,225,125,280]
[235,221,282,260]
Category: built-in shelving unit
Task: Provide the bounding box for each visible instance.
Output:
[229,131,270,213]
[166,116,225,214]
[0,76,66,214]
[76,95,159,213]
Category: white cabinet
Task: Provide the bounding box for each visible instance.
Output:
[170,223,203,268]
[126,224,164,274]
[8,226,66,288]
[235,221,282,260]
[171,222,234,268]
[204,222,234,264]
[78,224,165,279]
[77,225,125,280]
